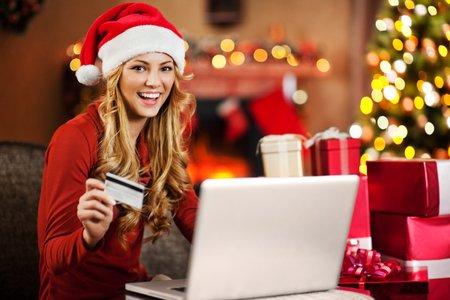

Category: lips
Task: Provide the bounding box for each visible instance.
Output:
[137,92,161,100]
[137,92,161,105]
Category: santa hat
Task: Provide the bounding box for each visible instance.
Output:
[76,2,185,86]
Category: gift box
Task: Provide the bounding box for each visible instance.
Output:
[307,128,361,175]
[339,267,428,299]
[258,134,303,177]
[371,213,450,261]
[372,213,450,279]
[367,159,450,217]
[347,176,372,250]
[429,278,450,300]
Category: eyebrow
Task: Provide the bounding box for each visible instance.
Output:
[132,60,174,65]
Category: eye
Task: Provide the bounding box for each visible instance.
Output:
[161,66,173,72]
[131,65,146,72]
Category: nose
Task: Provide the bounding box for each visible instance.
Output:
[145,69,162,87]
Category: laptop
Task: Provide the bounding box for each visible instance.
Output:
[126,175,361,300]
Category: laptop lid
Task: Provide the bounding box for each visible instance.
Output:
[185,175,358,300]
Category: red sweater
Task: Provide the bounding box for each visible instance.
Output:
[37,102,198,299]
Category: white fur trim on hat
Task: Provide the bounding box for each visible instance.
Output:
[98,25,185,77]
[75,64,102,86]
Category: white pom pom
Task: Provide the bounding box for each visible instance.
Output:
[75,65,102,86]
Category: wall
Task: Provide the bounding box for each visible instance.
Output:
[0,0,119,145]
[0,0,367,145]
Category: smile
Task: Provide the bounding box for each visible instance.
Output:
[137,92,161,100]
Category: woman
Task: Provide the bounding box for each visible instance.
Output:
[37,3,198,299]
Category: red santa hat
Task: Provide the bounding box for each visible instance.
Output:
[76,2,185,86]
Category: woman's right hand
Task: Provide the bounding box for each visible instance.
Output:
[77,178,116,249]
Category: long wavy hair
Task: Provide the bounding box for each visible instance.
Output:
[93,64,195,248]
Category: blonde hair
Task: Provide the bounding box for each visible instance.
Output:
[94,64,195,248]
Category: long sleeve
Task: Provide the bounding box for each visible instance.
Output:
[173,188,198,242]
[38,122,98,275]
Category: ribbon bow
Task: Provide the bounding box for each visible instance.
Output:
[341,240,401,280]
[304,127,349,148]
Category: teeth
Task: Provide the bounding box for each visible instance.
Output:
[139,92,160,99]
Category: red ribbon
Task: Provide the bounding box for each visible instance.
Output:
[341,240,401,280]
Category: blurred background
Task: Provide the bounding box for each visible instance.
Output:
[0,0,448,185]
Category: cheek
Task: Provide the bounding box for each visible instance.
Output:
[163,77,176,93]
[119,78,137,98]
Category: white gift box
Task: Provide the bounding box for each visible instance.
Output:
[258,134,303,177]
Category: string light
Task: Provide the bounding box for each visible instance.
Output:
[292,90,308,105]
[73,43,82,55]
[422,81,433,93]
[402,26,412,38]
[271,45,286,59]
[400,15,412,28]
[230,51,245,66]
[366,52,380,66]
[424,122,435,135]
[377,116,389,129]
[404,0,415,10]
[388,0,399,6]
[443,94,450,106]
[414,4,427,16]
[212,54,226,69]
[395,77,406,90]
[393,60,406,73]
[375,20,388,31]
[434,76,444,88]
[360,97,373,114]
[394,20,403,32]
[286,54,298,67]
[69,58,81,71]
[392,136,404,144]
[253,49,268,62]
[438,45,448,57]
[427,6,437,16]
[349,123,363,138]
[424,91,440,106]
[383,18,395,31]
[398,125,408,138]
[371,89,384,102]
[380,60,392,73]
[220,39,235,52]
[374,137,386,151]
[402,97,414,111]
[403,52,414,64]
[383,85,398,101]
[316,58,330,72]
[405,146,415,159]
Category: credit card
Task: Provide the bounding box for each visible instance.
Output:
[105,172,145,210]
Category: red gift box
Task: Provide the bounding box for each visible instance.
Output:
[429,278,450,300]
[367,159,450,217]
[307,128,360,175]
[347,176,372,249]
[339,267,428,299]
[372,213,450,279]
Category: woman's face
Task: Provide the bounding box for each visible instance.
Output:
[119,52,176,122]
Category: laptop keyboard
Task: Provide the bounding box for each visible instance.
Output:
[251,290,373,299]
[171,287,186,293]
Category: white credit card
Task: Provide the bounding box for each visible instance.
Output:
[105,172,145,210]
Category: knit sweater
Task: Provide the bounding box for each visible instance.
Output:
[37,102,198,299]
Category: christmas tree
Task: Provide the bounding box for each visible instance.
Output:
[358,0,449,172]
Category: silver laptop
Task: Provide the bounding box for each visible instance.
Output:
[126,175,359,300]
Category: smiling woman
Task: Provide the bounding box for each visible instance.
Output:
[37,3,198,300]
[120,53,176,124]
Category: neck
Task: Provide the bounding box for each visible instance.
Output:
[128,118,147,144]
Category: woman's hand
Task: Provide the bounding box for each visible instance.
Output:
[77,178,116,249]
